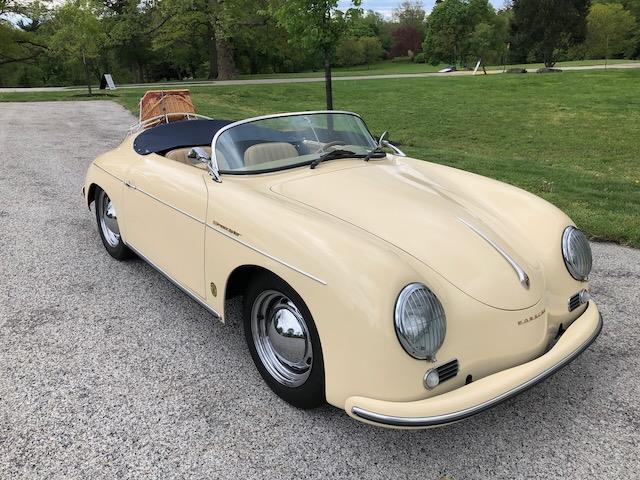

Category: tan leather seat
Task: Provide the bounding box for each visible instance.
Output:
[244,142,298,167]
[164,146,229,170]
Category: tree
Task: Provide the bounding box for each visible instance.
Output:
[586,3,636,61]
[390,0,425,57]
[422,0,503,64]
[593,0,640,19]
[469,23,495,70]
[0,22,48,68]
[0,0,50,76]
[467,9,510,67]
[390,25,423,57]
[269,0,361,109]
[360,36,384,66]
[393,0,426,29]
[346,9,384,38]
[334,36,383,67]
[102,0,157,83]
[510,0,591,67]
[49,0,106,95]
[335,37,365,66]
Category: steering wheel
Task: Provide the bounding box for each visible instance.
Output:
[316,141,346,154]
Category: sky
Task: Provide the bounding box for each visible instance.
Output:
[338,0,507,19]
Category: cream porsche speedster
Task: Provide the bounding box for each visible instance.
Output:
[83,110,602,428]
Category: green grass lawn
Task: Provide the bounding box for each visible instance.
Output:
[1,69,638,247]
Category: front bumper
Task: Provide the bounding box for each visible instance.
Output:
[346,301,602,428]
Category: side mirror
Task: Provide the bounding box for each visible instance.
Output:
[187,147,210,163]
[378,131,389,148]
[377,131,407,157]
[188,147,221,183]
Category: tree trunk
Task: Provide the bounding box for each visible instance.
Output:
[82,50,92,96]
[207,22,218,80]
[135,61,144,83]
[322,6,334,111]
[216,37,235,80]
[543,45,555,68]
[324,50,333,110]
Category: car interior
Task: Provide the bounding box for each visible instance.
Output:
[161,141,301,171]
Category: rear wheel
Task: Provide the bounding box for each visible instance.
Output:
[243,272,325,409]
[94,187,132,260]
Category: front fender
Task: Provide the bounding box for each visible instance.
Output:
[204,175,568,409]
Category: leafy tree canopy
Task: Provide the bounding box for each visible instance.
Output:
[510,0,591,67]
[268,0,361,108]
[422,0,502,66]
[48,0,107,93]
[586,3,637,59]
[393,0,426,29]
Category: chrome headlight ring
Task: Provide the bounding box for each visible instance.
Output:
[394,283,446,361]
[562,226,593,281]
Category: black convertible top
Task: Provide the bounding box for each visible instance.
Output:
[133,119,233,155]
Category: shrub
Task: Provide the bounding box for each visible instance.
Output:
[360,37,385,66]
[335,37,365,67]
[335,37,384,68]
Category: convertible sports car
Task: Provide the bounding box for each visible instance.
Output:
[83,109,602,428]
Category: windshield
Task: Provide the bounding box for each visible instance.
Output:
[213,112,378,174]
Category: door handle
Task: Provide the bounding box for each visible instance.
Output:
[124,180,136,189]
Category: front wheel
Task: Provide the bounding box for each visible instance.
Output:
[94,187,132,260]
[243,272,325,409]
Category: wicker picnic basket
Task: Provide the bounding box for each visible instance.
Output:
[138,90,196,127]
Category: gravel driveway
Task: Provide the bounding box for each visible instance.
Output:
[0,101,638,479]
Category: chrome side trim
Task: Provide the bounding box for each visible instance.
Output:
[351,310,602,428]
[126,243,221,319]
[93,162,325,285]
[206,223,327,286]
[94,163,124,183]
[458,218,531,289]
[132,185,206,225]
[96,163,205,224]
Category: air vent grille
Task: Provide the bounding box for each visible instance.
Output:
[568,293,581,312]
[436,359,459,383]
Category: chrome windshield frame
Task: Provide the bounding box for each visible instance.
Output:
[208,110,377,179]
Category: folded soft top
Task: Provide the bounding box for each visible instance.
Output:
[133,119,234,155]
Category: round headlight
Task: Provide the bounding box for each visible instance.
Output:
[394,283,446,360]
[562,226,593,281]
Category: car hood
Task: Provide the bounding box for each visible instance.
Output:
[270,161,545,310]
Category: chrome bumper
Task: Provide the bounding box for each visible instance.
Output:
[348,303,602,428]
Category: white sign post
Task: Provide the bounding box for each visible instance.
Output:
[100,74,116,90]
[473,60,482,76]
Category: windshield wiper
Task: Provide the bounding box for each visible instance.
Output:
[309,147,387,169]
[363,146,386,162]
[310,149,358,169]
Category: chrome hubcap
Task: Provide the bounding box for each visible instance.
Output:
[97,191,120,248]
[251,290,313,387]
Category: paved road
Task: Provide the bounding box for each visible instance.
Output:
[0,101,638,479]
[1,62,639,93]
